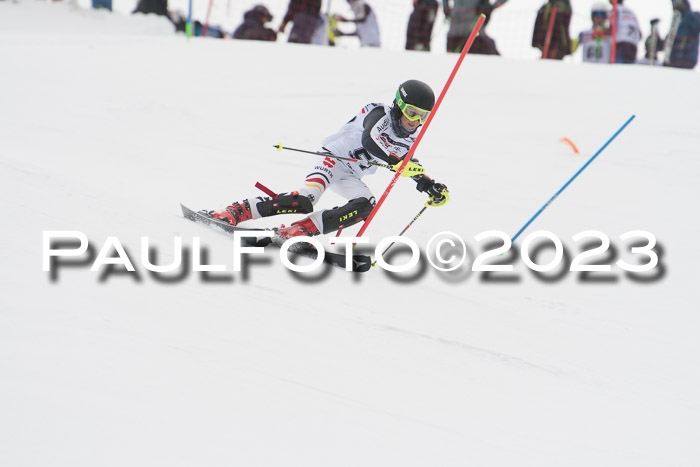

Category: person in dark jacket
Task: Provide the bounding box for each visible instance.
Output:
[406,0,447,51]
[532,0,572,60]
[132,0,169,17]
[444,0,504,53]
[234,5,277,42]
[667,0,700,68]
[279,0,323,44]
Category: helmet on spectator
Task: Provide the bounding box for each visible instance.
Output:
[390,80,435,137]
[591,2,609,18]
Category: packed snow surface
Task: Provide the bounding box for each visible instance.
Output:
[1,2,699,466]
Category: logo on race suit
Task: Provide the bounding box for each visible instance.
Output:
[323,157,336,168]
[377,118,389,132]
[380,133,411,150]
[313,165,334,179]
[377,135,411,160]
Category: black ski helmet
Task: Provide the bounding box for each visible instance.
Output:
[396,79,435,112]
[390,79,435,138]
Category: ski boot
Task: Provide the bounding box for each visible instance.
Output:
[210,200,253,226]
[276,217,320,239]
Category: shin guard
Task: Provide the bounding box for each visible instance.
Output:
[255,192,314,218]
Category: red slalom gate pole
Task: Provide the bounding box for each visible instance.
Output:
[202,0,214,37]
[542,4,557,59]
[610,0,618,63]
[355,14,487,239]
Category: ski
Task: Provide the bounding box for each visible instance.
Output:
[180,204,372,272]
[648,19,659,64]
[663,10,682,65]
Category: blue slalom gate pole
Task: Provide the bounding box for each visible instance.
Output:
[186,0,193,39]
[511,115,636,243]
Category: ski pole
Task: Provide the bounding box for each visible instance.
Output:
[273,144,393,170]
[371,202,430,267]
[510,115,635,243]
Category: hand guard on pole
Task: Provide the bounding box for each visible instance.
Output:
[426,183,449,206]
[390,159,425,177]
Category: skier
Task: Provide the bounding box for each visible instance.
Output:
[208,80,449,239]
[575,3,612,63]
[333,0,381,47]
[608,0,641,63]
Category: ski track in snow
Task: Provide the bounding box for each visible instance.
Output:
[372,323,561,375]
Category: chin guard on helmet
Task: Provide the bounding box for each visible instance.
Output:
[255,192,313,217]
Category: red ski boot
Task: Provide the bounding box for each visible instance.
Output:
[276,217,320,239]
[210,201,253,226]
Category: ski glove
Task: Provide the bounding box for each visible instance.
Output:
[415,175,449,207]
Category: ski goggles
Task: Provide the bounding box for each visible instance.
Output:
[591,11,608,19]
[395,91,431,124]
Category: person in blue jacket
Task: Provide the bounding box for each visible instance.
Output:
[667,0,700,69]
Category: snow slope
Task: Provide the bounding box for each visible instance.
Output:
[1,2,699,466]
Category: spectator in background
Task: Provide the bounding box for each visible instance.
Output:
[445,0,480,52]
[444,0,505,54]
[133,0,169,17]
[608,0,641,63]
[92,0,112,11]
[406,0,447,51]
[234,5,277,42]
[574,2,612,63]
[666,0,700,69]
[279,0,323,44]
[532,0,571,60]
[333,0,380,47]
[195,21,226,38]
[637,19,663,65]
[171,13,226,38]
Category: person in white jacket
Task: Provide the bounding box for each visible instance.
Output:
[609,0,642,63]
